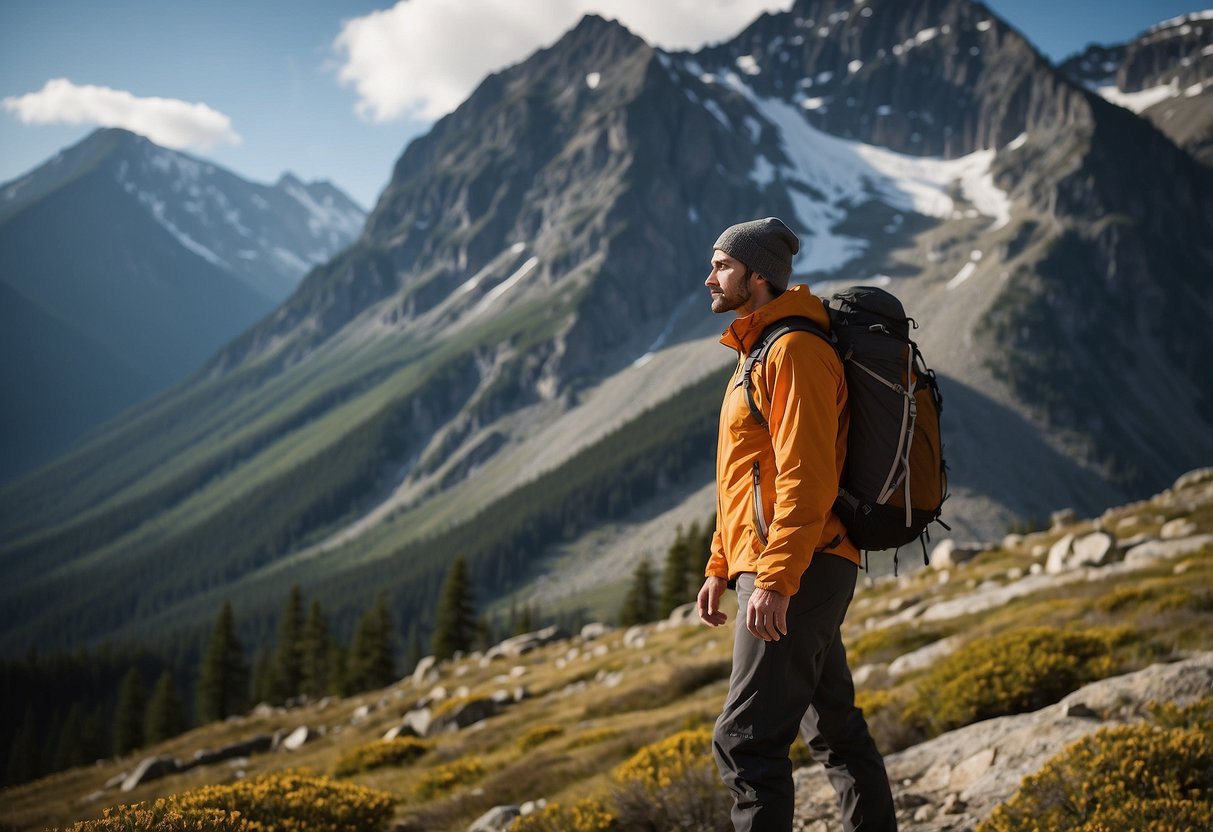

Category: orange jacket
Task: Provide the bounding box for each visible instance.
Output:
[706,284,860,596]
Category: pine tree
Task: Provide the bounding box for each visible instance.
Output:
[620,558,658,626]
[346,593,396,693]
[432,557,476,660]
[53,704,87,772]
[145,670,187,744]
[113,666,145,756]
[660,524,693,616]
[270,585,305,703]
[196,601,249,723]
[301,599,334,698]
[250,647,274,706]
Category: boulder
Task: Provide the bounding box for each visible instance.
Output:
[121,755,180,791]
[413,655,439,685]
[623,626,647,648]
[467,805,521,832]
[852,663,891,688]
[1125,535,1213,565]
[401,707,432,738]
[1044,533,1075,574]
[1050,508,1076,529]
[493,625,567,658]
[1161,518,1198,539]
[281,725,312,751]
[1068,531,1118,569]
[580,622,610,641]
[668,601,699,626]
[889,636,962,677]
[930,540,985,569]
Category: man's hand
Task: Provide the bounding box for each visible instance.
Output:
[697,576,728,627]
[746,587,790,642]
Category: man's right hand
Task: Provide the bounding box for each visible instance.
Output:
[697,576,728,627]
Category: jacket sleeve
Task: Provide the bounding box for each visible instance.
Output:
[753,334,845,596]
[706,526,729,579]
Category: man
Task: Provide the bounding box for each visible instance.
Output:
[698,217,897,832]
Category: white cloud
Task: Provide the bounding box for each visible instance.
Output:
[3,79,241,149]
[335,0,790,122]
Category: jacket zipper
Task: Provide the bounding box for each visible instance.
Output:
[752,461,769,545]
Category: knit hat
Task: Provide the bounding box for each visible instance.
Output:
[712,217,800,290]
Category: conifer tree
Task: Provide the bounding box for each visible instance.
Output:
[145,670,187,744]
[250,647,274,706]
[405,623,424,676]
[113,666,145,756]
[301,599,334,698]
[432,557,476,660]
[346,593,396,693]
[196,601,249,723]
[53,703,87,772]
[270,585,305,703]
[660,524,693,616]
[620,558,658,626]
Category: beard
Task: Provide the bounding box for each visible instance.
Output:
[710,276,752,314]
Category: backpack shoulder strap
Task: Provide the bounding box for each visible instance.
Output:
[742,315,837,428]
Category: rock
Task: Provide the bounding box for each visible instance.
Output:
[1050,508,1076,529]
[493,625,567,658]
[1116,515,1140,529]
[931,539,985,569]
[581,622,610,641]
[1161,518,1198,539]
[917,761,951,791]
[491,689,513,706]
[121,755,180,791]
[520,799,547,815]
[1068,531,1118,568]
[852,663,891,688]
[433,698,498,733]
[382,724,406,741]
[1117,532,1156,550]
[1065,702,1099,719]
[941,794,968,814]
[103,771,128,790]
[1044,533,1075,574]
[1001,533,1024,550]
[623,625,647,648]
[401,707,432,738]
[1174,467,1213,490]
[913,804,936,822]
[668,601,699,626]
[281,725,312,751]
[510,666,527,678]
[467,805,520,832]
[1006,567,1024,580]
[413,655,439,685]
[1125,535,1213,565]
[889,636,962,677]
[949,748,995,791]
[1029,562,1043,575]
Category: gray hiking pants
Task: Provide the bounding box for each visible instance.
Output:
[713,556,897,832]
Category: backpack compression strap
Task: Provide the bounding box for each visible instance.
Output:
[741,316,837,428]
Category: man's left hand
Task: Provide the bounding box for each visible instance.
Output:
[746,587,790,642]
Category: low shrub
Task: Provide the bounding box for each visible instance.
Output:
[518,724,565,752]
[57,772,394,832]
[412,756,485,801]
[611,728,732,832]
[508,798,617,831]
[902,626,1124,736]
[565,727,619,749]
[56,803,247,832]
[978,697,1213,832]
[332,736,432,777]
[848,626,941,666]
[173,770,395,832]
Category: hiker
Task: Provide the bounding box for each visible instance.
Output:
[698,217,897,832]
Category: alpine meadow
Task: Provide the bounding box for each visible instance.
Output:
[1,1,1211,830]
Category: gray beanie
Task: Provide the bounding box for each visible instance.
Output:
[713,217,800,290]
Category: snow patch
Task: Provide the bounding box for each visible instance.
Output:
[736,55,761,76]
[284,182,364,239]
[947,261,977,289]
[848,59,864,74]
[802,96,829,111]
[976,19,993,32]
[1096,82,1178,113]
[703,99,729,127]
[743,116,763,143]
[725,81,1012,273]
[585,72,601,90]
[751,154,777,187]
[1007,132,1029,151]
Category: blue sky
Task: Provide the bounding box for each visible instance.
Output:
[2,1,1208,210]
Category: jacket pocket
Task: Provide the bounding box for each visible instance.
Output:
[751,461,769,545]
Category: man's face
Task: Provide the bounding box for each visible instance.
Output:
[706,250,756,315]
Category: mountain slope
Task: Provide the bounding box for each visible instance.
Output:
[1060,10,1213,165]
[0,1,1209,660]
[0,129,366,480]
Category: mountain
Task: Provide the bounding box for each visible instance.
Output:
[1059,10,1213,165]
[0,0,1210,661]
[0,128,366,480]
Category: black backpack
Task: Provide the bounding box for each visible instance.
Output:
[741,286,949,568]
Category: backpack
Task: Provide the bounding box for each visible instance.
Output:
[741,286,949,569]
